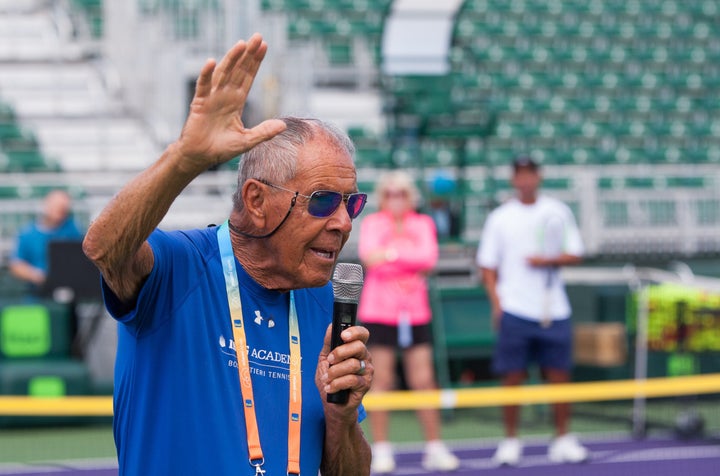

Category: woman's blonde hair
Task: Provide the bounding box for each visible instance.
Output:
[375,170,421,210]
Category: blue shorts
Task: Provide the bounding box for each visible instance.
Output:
[492,312,573,375]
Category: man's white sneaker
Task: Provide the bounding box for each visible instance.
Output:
[422,440,460,471]
[548,433,589,463]
[492,438,522,466]
[371,442,396,474]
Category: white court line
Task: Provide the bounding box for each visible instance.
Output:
[604,445,720,463]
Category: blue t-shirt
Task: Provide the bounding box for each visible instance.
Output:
[12,218,82,271]
[103,227,354,476]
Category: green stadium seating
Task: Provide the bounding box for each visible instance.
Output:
[0,99,58,172]
[347,126,392,168]
[602,201,630,228]
[263,0,390,69]
[4,150,56,172]
[256,0,720,252]
[325,38,354,65]
[72,0,103,37]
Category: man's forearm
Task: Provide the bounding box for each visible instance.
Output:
[9,260,45,285]
[321,420,371,476]
[554,253,582,267]
[83,144,205,296]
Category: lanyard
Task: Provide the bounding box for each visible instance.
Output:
[218,222,302,475]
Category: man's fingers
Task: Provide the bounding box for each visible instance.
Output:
[214,34,265,89]
[212,38,250,88]
[228,36,268,88]
[193,58,217,101]
[241,119,287,150]
[324,355,373,395]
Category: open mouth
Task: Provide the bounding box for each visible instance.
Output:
[311,248,336,260]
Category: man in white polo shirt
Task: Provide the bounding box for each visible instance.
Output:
[476,156,588,466]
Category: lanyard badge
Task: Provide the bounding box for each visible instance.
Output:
[218,222,302,475]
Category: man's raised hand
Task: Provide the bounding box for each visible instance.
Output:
[176,33,286,170]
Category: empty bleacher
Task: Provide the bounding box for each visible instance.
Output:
[261,0,391,70]
[1,0,720,261]
[0,1,162,175]
[258,0,720,258]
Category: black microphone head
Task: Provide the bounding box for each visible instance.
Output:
[332,263,364,304]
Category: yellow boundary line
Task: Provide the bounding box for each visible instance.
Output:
[364,373,720,411]
[0,374,719,416]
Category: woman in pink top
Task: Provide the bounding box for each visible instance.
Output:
[358,170,459,474]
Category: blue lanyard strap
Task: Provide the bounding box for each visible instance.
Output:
[217,221,302,475]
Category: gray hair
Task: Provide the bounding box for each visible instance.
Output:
[232,117,355,210]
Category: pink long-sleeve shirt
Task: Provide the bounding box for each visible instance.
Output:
[357,210,439,326]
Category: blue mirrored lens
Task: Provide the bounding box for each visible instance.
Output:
[308,191,343,217]
[307,191,368,219]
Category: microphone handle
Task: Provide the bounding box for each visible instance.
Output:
[327,300,358,404]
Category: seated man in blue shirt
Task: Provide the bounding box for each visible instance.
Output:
[10,189,83,293]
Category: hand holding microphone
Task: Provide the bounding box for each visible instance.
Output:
[326,263,370,404]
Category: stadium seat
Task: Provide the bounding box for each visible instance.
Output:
[602,201,630,228]
[0,302,75,360]
[430,286,495,389]
[325,38,354,65]
[420,142,460,168]
[4,150,56,172]
[71,0,103,37]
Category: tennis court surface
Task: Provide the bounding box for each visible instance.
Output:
[0,434,718,476]
[2,374,719,475]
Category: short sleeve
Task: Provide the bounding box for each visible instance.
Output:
[476,211,500,269]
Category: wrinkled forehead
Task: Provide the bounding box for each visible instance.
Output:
[293,137,356,177]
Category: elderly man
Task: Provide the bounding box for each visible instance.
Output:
[83,34,373,475]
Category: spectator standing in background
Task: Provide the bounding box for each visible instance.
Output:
[10,189,83,293]
[358,170,460,473]
[476,156,588,466]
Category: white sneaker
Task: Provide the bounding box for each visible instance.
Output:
[492,437,522,466]
[371,442,396,474]
[422,440,460,471]
[548,433,589,463]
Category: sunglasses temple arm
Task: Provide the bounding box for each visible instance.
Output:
[228,194,297,239]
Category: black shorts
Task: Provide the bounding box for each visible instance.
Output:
[363,322,433,349]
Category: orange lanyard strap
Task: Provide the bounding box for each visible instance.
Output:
[218,222,302,475]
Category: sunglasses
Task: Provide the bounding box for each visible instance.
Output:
[259,180,367,219]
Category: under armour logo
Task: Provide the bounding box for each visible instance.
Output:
[253,310,275,328]
[254,310,264,325]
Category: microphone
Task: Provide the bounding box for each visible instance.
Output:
[327,262,364,404]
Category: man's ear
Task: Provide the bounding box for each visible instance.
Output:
[241,179,268,226]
